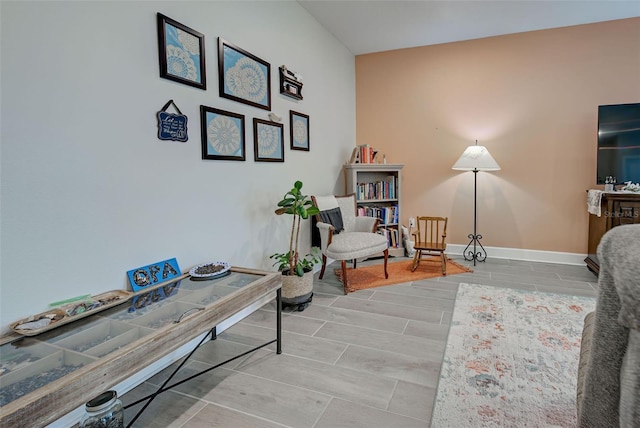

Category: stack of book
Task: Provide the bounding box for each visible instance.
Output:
[349,144,379,164]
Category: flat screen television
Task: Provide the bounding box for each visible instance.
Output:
[596,102,640,185]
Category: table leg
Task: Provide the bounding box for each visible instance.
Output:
[276,288,282,354]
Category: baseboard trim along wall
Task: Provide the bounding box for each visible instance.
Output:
[445,244,588,266]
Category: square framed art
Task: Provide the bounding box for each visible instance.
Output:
[253,118,284,162]
[200,106,245,161]
[218,38,271,110]
[290,110,310,151]
[157,13,206,90]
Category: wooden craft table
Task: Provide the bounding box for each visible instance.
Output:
[0,267,281,427]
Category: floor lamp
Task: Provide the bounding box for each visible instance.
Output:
[452,142,500,265]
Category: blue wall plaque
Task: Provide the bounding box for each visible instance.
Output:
[157,100,188,142]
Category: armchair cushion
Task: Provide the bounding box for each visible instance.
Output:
[318,207,344,234]
[325,232,389,261]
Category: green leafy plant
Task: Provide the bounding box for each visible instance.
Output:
[271,180,320,277]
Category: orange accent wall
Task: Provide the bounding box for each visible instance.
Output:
[356,18,640,254]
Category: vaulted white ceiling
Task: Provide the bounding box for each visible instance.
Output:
[298,0,640,55]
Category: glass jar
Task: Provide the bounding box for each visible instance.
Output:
[79,390,124,428]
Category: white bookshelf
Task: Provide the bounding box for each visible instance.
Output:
[344,163,404,257]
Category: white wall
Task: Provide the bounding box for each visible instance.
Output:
[0,1,355,333]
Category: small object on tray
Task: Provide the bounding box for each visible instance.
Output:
[189,261,231,279]
[11,310,66,331]
[10,290,132,336]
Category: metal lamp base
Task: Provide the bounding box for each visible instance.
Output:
[462,233,487,266]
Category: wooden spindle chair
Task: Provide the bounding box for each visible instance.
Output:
[411,216,448,275]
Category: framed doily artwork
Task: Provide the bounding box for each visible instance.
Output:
[200,106,246,161]
[218,38,271,110]
[253,118,284,162]
[157,13,206,90]
[290,110,309,151]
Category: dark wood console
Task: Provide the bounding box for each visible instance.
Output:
[585,192,640,274]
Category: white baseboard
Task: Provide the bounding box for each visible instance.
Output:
[445,244,587,266]
[48,293,275,428]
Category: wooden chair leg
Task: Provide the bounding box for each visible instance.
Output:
[411,250,421,272]
[319,254,327,279]
[441,252,447,275]
[341,260,348,295]
[383,249,389,279]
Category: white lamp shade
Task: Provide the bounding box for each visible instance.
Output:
[452,145,501,171]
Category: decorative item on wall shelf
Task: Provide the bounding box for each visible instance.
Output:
[157,13,206,90]
[126,258,181,292]
[279,65,303,100]
[218,38,271,110]
[253,118,284,162]
[290,110,309,151]
[268,112,282,122]
[200,105,246,161]
[156,99,188,142]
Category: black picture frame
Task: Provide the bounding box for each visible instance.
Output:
[200,106,246,161]
[157,13,206,90]
[253,118,284,162]
[290,110,310,151]
[218,38,271,111]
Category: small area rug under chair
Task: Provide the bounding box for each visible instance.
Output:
[431,283,596,427]
[334,258,472,292]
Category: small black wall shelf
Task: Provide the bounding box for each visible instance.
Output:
[279,66,303,100]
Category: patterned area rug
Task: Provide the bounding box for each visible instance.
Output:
[334,258,472,293]
[432,283,596,427]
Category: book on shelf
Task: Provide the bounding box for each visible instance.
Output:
[355,176,396,201]
[378,226,401,248]
[357,204,399,226]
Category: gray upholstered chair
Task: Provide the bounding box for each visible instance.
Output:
[577,224,640,427]
[311,194,389,294]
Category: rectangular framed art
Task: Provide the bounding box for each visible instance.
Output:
[200,106,246,161]
[157,13,206,90]
[218,38,271,110]
[290,110,310,151]
[253,118,284,162]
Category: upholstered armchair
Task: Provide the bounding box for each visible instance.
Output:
[311,194,389,294]
[577,224,640,427]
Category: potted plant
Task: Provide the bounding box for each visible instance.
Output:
[271,180,320,310]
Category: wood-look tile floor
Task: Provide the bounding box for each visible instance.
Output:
[120,256,598,427]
